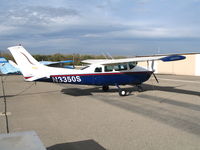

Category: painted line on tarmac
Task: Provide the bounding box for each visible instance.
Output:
[159,78,200,84]
[0,112,11,117]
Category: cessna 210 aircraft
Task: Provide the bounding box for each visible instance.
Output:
[8,45,186,96]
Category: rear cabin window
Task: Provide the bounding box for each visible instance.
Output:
[94,67,102,72]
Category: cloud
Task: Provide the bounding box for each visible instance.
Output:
[0,5,81,42]
[1,6,79,26]
[0,0,200,55]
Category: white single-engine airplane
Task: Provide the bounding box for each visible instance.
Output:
[8,46,186,96]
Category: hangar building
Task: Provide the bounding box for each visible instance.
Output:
[138,53,200,76]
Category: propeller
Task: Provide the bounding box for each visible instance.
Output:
[152,72,159,83]
[151,60,159,83]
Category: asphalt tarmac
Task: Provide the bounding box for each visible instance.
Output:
[0,74,200,150]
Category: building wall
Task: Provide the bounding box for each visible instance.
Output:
[196,54,200,76]
[157,55,196,76]
[138,54,200,76]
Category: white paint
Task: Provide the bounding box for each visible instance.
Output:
[122,91,126,95]
[159,78,200,84]
[195,54,200,76]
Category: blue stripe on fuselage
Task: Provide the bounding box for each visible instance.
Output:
[37,71,153,85]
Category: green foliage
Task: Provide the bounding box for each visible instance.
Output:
[0,52,14,61]
[0,51,127,65]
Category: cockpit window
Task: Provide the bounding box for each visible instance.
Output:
[114,63,127,71]
[129,62,137,69]
[94,67,102,72]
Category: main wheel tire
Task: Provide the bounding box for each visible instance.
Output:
[102,85,109,92]
[119,90,127,96]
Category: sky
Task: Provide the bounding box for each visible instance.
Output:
[0,0,200,56]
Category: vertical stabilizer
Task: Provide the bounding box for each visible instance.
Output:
[8,46,44,80]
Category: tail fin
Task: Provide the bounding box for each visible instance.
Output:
[8,46,45,81]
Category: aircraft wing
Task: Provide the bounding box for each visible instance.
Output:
[82,55,186,65]
[0,57,21,74]
[0,57,8,63]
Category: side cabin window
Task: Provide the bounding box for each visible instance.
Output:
[94,67,102,72]
[104,65,113,72]
[104,63,128,72]
[128,62,137,69]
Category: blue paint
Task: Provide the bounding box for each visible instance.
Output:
[0,57,8,63]
[161,55,186,62]
[38,71,152,86]
[0,61,8,63]
[39,60,73,65]
[0,57,21,74]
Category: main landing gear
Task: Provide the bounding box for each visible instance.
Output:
[119,89,127,96]
[116,85,128,96]
[102,84,144,96]
[102,85,128,96]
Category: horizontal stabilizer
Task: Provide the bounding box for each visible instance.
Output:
[25,75,50,81]
[39,60,73,66]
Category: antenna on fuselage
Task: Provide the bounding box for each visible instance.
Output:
[106,52,113,60]
[102,52,109,59]
[157,47,160,54]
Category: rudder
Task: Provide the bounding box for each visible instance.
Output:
[8,46,43,79]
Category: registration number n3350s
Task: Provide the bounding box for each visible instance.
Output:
[52,76,81,83]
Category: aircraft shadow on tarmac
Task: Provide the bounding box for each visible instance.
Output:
[47,139,106,150]
[61,87,120,96]
[142,84,200,97]
[61,83,200,97]
[0,90,60,99]
[61,86,136,96]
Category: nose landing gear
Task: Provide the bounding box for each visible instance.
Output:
[136,85,144,92]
